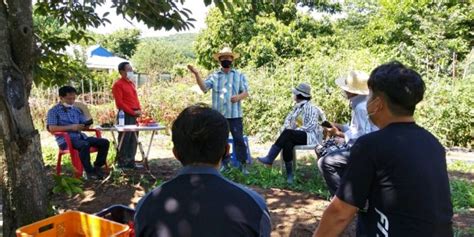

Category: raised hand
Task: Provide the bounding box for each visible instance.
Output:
[187,65,199,75]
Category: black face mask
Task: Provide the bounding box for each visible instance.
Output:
[220,60,232,68]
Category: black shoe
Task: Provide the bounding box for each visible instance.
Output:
[94,166,106,179]
[85,172,100,180]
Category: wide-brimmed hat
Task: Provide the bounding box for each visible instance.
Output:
[292,83,312,97]
[335,70,369,95]
[213,46,240,61]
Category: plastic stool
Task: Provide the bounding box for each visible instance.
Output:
[227,135,252,167]
[280,144,317,173]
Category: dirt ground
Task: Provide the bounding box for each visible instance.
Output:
[49,157,474,237]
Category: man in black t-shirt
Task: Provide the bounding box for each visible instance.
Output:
[313,61,453,237]
[134,104,271,237]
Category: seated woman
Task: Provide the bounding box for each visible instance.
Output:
[257,83,326,184]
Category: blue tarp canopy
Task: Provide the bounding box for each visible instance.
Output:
[89,46,114,57]
[86,45,128,70]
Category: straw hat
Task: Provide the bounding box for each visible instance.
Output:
[292,83,312,97]
[213,46,240,61]
[335,71,369,95]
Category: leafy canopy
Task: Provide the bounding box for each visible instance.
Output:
[32,0,237,85]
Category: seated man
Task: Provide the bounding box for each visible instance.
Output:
[313,61,453,237]
[317,71,378,196]
[135,104,271,237]
[46,86,109,180]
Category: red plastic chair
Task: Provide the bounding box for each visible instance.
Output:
[53,128,107,178]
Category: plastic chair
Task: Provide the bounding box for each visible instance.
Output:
[53,128,106,178]
[279,144,318,173]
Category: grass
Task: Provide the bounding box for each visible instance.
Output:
[223,155,331,200]
[448,160,474,174]
[42,144,473,211]
[448,161,474,211]
[454,227,474,237]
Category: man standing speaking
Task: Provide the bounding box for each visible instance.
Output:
[188,46,250,174]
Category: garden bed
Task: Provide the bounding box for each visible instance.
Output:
[49,156,474,237]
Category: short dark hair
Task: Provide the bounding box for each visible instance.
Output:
[368,61,425,116]
[296,94,311,101]
[172,103,229,166]
[118,62,130,72]
[58,86,77,97]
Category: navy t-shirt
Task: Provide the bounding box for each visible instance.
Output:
[135,166,271,237]
[336,122,453,237]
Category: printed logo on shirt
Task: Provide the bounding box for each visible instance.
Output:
[375,207,389,237]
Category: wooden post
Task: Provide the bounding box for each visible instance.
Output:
[81,79,85,103]
[89,78,93,104]
[452,52,456,79]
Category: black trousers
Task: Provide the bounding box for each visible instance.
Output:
[274,129,307,162]
[117,112,138,166]
[64,137,109,173]
[228,118,248,164]
[317,148,351,196]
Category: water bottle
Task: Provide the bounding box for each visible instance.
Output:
[118,110,125,126]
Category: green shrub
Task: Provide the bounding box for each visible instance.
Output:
[137,81,210,128]
[30,50,473,148]
[417,76,474,148]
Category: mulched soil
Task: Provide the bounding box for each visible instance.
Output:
[49,157,473,237]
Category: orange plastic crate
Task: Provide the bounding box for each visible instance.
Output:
[16,211,130,237]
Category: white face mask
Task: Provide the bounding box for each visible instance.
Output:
[63,102,73,108]
[126,71,135,80]
[366,96,379,125]
[341,90,349,99]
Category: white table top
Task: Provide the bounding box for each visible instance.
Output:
[96,124,166,132]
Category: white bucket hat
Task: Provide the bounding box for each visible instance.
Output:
[213,46,240,61]
[292,83,312,97]
[335,70,369,95]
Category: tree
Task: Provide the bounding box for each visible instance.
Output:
[194,1,338,69]
[33,11,92,87]
[0,0,236,236]
[338,0,472,77]
[95,28,141,59]
[152,33,197,59]
[132,40,185,77]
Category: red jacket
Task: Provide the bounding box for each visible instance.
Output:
[112,77,141,116]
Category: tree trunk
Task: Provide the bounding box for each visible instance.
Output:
[0,1,50,236]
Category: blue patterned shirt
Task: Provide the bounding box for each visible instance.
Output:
[46,103,88,146]
[204,69,249,118]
